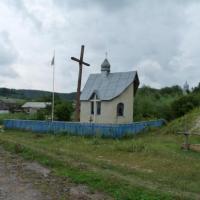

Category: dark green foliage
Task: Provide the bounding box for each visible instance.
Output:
[134,85,183,121]
[36,95,52,102]
[36,94,62,104]
[55,101,74,121]
[0,88,17,96]
[134,84,200,121]
[1,83,200,122]
[160,85,183,96]
[171,93,200,118]
[0,88,76,101]
[36,109,46,120]
[193,82,200,93]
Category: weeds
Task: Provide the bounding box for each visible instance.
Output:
[1,109,200,199]
[115,139,149,153]
[0,138,173,200]
[14,143,24,154]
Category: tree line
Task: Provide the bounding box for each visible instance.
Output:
[134,83,200,121]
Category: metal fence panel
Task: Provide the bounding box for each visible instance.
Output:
[3,119,165,138]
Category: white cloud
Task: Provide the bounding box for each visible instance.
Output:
[0,31,18,78]
[0,0,200,92]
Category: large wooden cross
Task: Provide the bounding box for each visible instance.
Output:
[71,45,90,121]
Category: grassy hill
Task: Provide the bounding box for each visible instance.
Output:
[0,88,76,101]
[1,108,200,199]
[1,84,199,124]
[0,96,26,104]
[0,85,183,113]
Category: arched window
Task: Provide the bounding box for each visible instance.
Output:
[117,103,124,116]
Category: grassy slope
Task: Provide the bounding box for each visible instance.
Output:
[0,96,26,104]
[1,109,200,199]
[0,88,76,101]
[0,113,36,125]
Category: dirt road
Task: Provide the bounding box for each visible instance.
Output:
[0,147,111,200]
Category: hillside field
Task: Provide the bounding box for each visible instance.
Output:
[0,88,76,101]
[0,109,200,199]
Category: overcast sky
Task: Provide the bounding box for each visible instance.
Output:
[0,0,200,93]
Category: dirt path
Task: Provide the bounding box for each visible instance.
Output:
[0,146,111,200]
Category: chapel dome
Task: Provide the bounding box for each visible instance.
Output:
[101,58,111,73]
[183,81,189,91]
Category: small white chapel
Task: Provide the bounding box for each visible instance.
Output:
[80,58,139,124]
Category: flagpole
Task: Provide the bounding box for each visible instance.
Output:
[51,50,55,122]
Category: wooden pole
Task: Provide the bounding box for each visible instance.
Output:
[71,45,90,122]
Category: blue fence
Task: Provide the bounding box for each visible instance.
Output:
[3,119,165,138]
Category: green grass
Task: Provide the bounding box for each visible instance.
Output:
[0,96,25,104]
[1,109,200,199]
[0,112,36,125]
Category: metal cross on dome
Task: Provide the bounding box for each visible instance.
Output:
[105,52,108,58]
[71,45,90,121]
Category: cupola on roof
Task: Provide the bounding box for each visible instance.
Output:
[101,58,110,73]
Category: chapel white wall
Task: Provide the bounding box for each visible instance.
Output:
[80,83,134,124]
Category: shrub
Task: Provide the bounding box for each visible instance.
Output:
[171,93,200,118]
[55,101,74,121]
[36,109,46,120]
[133,85,183,121]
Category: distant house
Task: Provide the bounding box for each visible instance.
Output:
[80,58,139,124]
[22,102,51,114]
[0,97,24,113]
[0,100,9,114]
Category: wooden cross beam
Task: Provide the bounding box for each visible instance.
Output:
[71,45,90,121]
